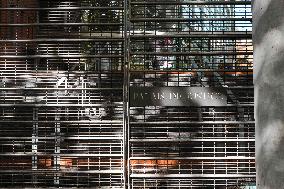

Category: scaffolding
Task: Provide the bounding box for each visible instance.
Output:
[0,0,254,188]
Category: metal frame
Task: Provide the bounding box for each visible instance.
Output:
[0,0,254,188]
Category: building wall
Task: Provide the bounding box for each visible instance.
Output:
[253,0,284,188]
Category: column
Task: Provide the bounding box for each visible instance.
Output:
[253,0,284,188]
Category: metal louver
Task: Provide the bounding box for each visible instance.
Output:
[0,0,254,188]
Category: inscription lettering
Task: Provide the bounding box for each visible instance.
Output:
[130,87,227,107]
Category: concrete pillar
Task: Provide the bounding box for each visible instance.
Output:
[253,0,284,188]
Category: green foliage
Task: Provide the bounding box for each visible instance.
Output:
[81,0,121,31]
[81,0,122,71]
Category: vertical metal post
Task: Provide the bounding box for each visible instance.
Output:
[32,107,38,185]
[54,109,61,185]
[123,0,130,188]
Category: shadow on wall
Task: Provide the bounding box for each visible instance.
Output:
[253,0,284,188]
